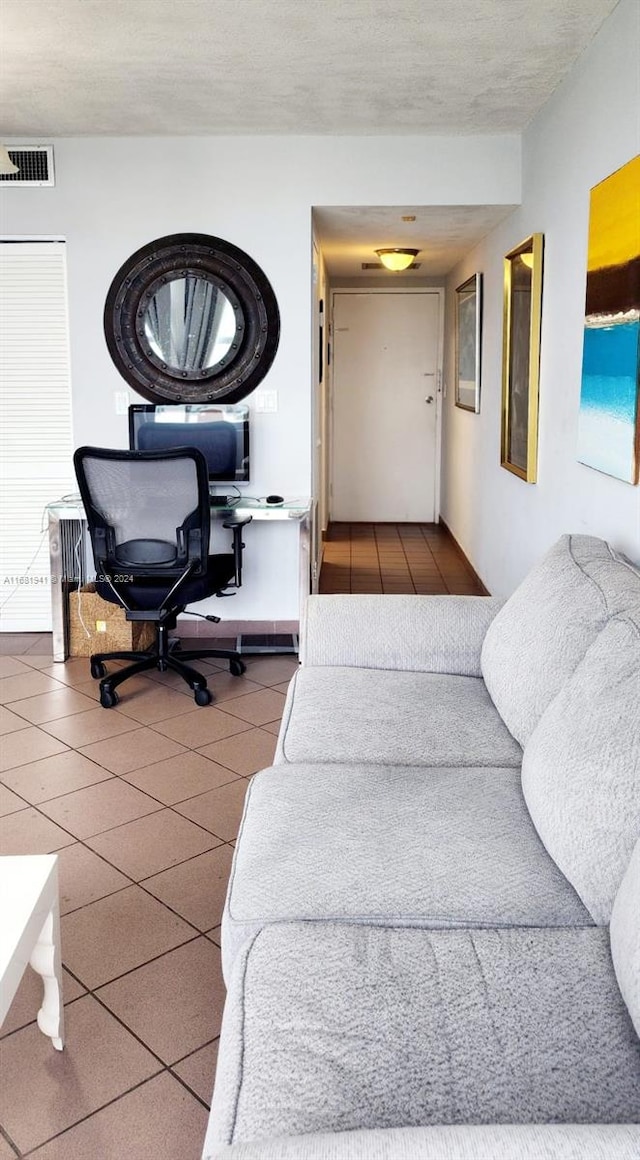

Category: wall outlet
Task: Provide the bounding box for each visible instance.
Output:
[255,390,278,413]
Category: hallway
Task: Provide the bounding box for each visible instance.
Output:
[319,523,486,596]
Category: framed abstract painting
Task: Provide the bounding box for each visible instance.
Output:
[577,155,640,485]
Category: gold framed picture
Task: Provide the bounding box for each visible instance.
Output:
[455,272,482,413]
[501,233,544,481]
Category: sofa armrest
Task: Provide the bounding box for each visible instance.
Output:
[205,1124,640,1159]
[300,594,504,676]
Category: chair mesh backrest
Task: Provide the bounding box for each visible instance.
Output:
[78,451,207,563]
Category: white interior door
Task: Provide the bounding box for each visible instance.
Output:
[331,290,441,522]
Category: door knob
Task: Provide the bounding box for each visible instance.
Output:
[425,396,434,404]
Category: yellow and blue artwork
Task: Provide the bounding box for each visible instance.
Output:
[577,155,640,484]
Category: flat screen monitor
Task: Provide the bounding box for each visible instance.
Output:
[128,403,250,487]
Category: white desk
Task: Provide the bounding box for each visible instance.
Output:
[47,495,312,662]
[0,855,64,1050]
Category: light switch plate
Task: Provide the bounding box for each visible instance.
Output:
[255,390,278,413]
[115,390,130,415]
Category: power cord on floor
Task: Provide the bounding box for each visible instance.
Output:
[181,610,222,624]
[74,526,91,639]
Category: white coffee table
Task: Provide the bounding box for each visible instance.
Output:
[0,854,64,1049]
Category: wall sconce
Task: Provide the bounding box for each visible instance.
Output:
[0,146,19,175]
[375,248,419,272]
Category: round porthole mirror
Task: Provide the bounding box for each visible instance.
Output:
[104,233,280,404]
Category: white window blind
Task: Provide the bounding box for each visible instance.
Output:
[0,240,74,632]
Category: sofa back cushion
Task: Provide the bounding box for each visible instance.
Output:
[611,839,640,1039]
[521,615,640,924]
[481,535,640,746]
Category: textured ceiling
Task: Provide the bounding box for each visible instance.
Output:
[0,0,619,136]
[313,205,516,278]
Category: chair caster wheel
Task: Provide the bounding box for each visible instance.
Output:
[91,660,106,679]
[100,686,119,708]
[230,660,246,677]
[194,687,212,707]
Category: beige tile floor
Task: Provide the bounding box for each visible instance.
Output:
[0,638,296,1159]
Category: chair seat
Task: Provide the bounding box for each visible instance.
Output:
[95,553,236,611]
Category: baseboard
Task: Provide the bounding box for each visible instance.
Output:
[176,617,300,638]
[438,518,490,595]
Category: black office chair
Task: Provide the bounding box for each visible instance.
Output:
[73,445,252,708]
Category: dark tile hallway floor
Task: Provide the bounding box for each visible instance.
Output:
[319,522,486,595]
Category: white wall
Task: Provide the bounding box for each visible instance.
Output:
[1,134,519,618]
[441,0,640,597]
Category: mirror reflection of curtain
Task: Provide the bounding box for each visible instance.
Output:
[508,259,533,471]
[144,276,233,371]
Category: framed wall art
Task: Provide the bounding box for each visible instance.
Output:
[577,155,640,485]
[501,233,544,482]
[455,272,482,412]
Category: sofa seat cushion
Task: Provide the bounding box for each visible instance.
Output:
[522,615,640,925]
[481,535,640,747]
[209,923,640,1148]
[222,764,590,977]
[276,667,523,767]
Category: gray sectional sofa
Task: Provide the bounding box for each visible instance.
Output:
[203,534,640,1159]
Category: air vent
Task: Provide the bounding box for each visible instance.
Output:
[0,146,55,186]
[361,261,421,270]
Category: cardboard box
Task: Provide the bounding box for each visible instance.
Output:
[68,584,155,657]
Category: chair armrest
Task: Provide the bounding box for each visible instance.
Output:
[222,516,253,529]
[222,515,252,588]
[300,594,504,676]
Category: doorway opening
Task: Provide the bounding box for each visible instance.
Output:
[310,203,515,593]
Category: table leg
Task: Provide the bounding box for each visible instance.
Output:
[48,512,67,663]
[299,511,311,616]
[29,904,64,1050]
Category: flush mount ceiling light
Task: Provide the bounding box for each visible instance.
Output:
[375,248,419,272]
[0,146,19,175]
